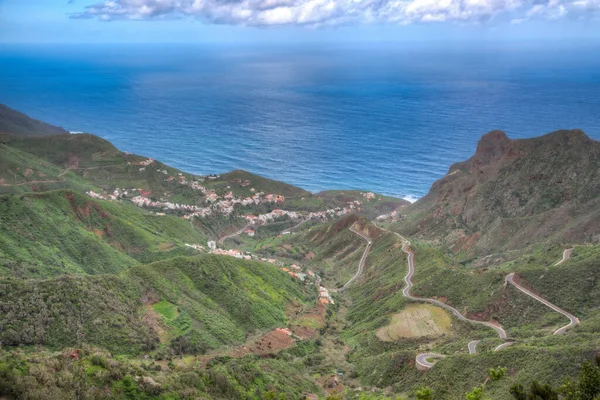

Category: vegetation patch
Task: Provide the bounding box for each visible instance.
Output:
[376,304,453,341]
[152,300,179,321]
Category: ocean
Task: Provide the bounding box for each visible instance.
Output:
[1,43,599,201]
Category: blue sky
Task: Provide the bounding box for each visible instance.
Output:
[1,0,599,43]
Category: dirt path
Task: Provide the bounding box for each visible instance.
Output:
[281,218,309,234]
[217,223,252,244]
[0,179,66,187]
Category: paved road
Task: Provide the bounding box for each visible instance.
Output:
[218,223,252,244]
[352,224,578,368]
[280,218,310,235]
[354,224,509,368]
[336,222,372,292]
[554,248,574,266]
[389,229,508,340]
[468,340,480,354]
[505,272,579,335]
[416,353,446,369]
[494,342,515,351]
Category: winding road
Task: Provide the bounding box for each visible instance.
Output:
[334,222,373,292]
[554,248,574,266]
[399,237,508,339]
[416,353,446,369]
[218,223,252,244]
[505,272,579,335]
[281,218,310,234]
[493,342,515,351]
[468,340,480,354]
[345,224,509,368]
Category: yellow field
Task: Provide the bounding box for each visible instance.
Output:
[376,304,453,341]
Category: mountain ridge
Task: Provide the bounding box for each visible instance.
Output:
[397,128,600,254]
[0,104,69,137]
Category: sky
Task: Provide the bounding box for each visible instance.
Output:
[0,0,599,43]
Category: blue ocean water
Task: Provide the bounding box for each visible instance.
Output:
[1,43,599,200]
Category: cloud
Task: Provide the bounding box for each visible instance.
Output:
[70,0,600,26]
[509,16,528,22]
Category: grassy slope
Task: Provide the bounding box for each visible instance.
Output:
[0,345,321,400]
[129,255,309,351]
[0,254,309,356]
[275,218,600,398]
[0,133,206,201]
[208,169,311,198]
[0,104,68,137]
[0,189,207,277]
[0,142,97,194]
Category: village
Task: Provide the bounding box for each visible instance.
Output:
[86,158,364,228]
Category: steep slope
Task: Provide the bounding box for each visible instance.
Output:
[0,189,207,277]
[0,104,69,137]
[396,129,600,254]
[0,133,203,199]
[0,255,309,355]
[0,141,96,194]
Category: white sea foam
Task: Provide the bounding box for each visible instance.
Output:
[402,195,419,203]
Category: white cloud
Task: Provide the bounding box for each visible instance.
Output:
[509,16,528,22]
[70,0,600,25]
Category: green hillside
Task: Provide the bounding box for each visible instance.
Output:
[2,105,600,399]
[0,104,69,137]
[0,254,310,355]
[395,130,600,255]
[0,190,207,277]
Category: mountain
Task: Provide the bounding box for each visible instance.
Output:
[2,105,600,400]
[0,104,69,137]
[396,129,600,254]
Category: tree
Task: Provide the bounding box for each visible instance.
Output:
[530,381,559,400]
[577,361,600,400]
[416,386,434,400]
[489,366,508,381]
[465,386,488,400]
[509,383,527,400]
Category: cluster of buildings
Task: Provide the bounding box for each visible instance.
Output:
[123,186,289,219]
[361,192,377,201]
[211,248,252,260]
[303,201,362,220]
[130,196,209,215]
[230,178,251,187]
[86,188,135,201]
[375,210,400,222]
[243,209,301,225]
[319,286,335,305]
[184,243,205,251]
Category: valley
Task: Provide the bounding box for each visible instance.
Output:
[1,104,600,399]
